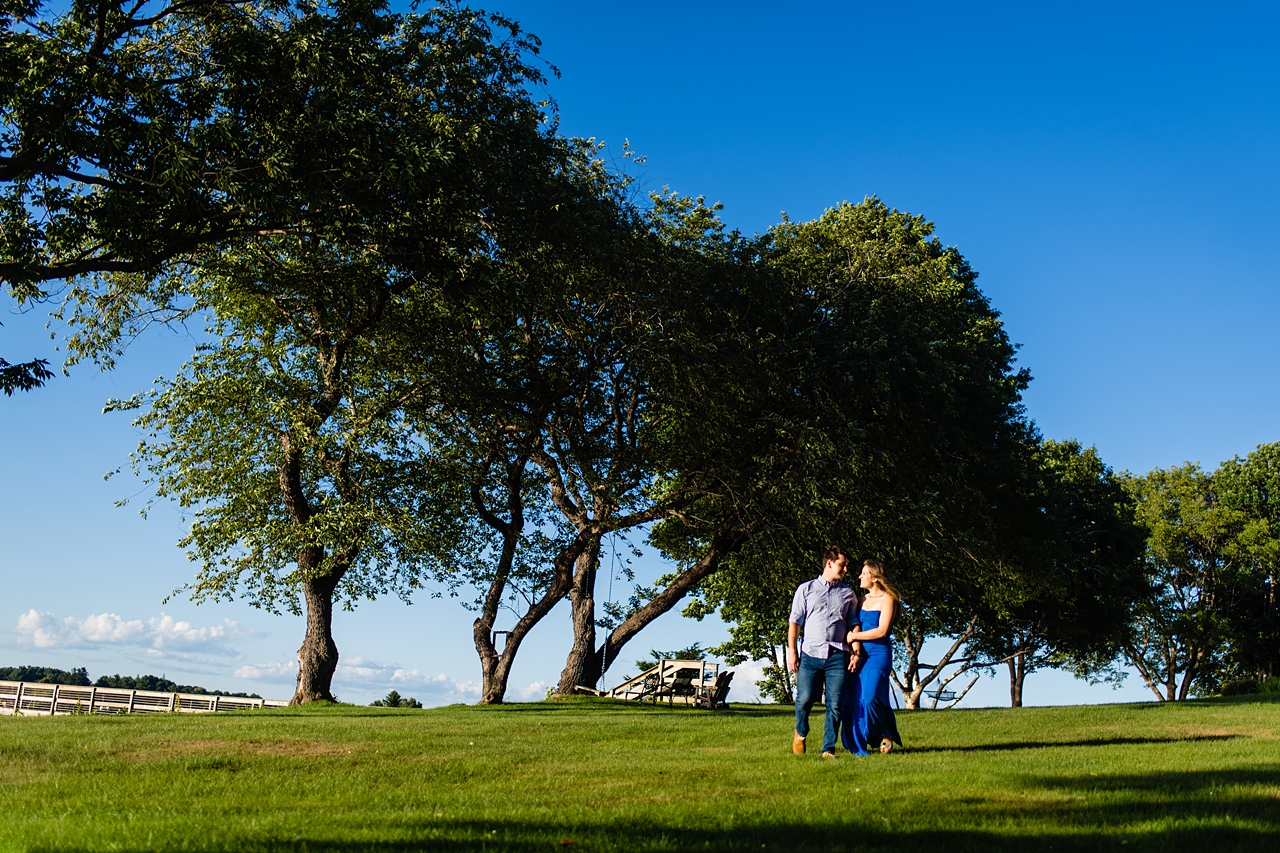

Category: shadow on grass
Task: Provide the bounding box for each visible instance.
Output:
[1037,763,1280,793]
[466,699,794,716]
[63,814,1280,853]
[906,733,1242,753]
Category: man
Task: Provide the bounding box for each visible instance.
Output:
[787,545,860,757]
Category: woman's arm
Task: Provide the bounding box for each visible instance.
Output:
[847,599,897,641]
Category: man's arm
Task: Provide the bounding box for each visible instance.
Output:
[786,582,808,673]
[787,621,801,673]
[845,591,863,670]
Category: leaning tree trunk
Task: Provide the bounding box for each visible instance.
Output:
[292,549,347,705]
[890,616,977,710]
[564,525,747,694]
[489,529,596,701]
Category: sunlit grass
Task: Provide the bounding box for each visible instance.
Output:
[2,694,1278,851]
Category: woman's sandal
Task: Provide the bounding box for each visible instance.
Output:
[880,739,893,754]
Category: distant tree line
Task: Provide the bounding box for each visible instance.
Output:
[3,1,1274,708]
[0,666,261,697]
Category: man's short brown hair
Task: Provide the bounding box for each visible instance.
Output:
[821,545,851,566]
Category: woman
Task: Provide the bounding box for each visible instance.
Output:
[840,559,903,755]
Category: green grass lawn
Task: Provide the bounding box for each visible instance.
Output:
[3,694,1279,852]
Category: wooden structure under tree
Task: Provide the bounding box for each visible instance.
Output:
[607,659,720,705]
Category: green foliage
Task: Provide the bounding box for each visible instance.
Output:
[1123,462,1253,699]
[753,665,795,705]
[1260,677,1280,694]
[0,665,90,685]
[3,700,1280,850]
[47,0,580,702]
[1220,679,1259,696]
[0,354,54,395]
[1215,442,1280,681]
[369,690,421,708]
[2,0,555,287]
[681,197,1035,692]
[963,439,1147,704]
[92,673,260,698]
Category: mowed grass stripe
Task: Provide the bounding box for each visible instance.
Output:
[1,695,1277,852]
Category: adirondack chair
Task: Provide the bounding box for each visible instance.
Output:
[693,670,734,710]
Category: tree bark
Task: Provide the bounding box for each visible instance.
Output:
[1121,637,1169,702]
[473,528,520,704]
[1008,652,1026,708]
[556,538,604,694]
[470,456,527,705]
[291,547,345,704]
[496,528,597,700]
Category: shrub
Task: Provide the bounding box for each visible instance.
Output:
[1259,677,1280,694]
[1220,679,1259,696]
[370,690,421,708]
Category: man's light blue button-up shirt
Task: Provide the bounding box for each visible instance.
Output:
[789,576,859,659]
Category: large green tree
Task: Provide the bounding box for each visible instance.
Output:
[403,144,661,704]
[62,0,577,703]
[682,198,1035,709]
[105,238,471,704]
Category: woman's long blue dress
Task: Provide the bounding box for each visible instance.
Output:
[840,608,902,755]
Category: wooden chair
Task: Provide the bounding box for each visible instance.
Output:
[693,670,734,710]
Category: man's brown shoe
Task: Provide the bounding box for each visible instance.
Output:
[792,733,805,755]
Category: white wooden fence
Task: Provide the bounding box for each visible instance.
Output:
[0,680,289,716]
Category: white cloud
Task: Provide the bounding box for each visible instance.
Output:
[332,656,480,699]
[515,680,547,701]
[727,659,766,704]
[14,609,255,657]
[234,660,297,680]
[234,654,478,706]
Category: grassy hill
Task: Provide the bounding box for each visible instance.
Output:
[2,695,1278,851]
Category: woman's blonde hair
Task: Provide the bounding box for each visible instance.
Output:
[863,559,901,600]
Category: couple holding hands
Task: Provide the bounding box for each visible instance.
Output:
[787,546,903,757]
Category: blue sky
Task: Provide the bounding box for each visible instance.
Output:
[3,1,1279,707]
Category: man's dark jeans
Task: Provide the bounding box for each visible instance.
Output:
[794,650,848,754]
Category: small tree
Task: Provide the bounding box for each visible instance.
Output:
[370,690,421,708]
[1123,463,1239,700]
[632,644,707,675]
[1217,442,1280,681]
[964,440,1147,707]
